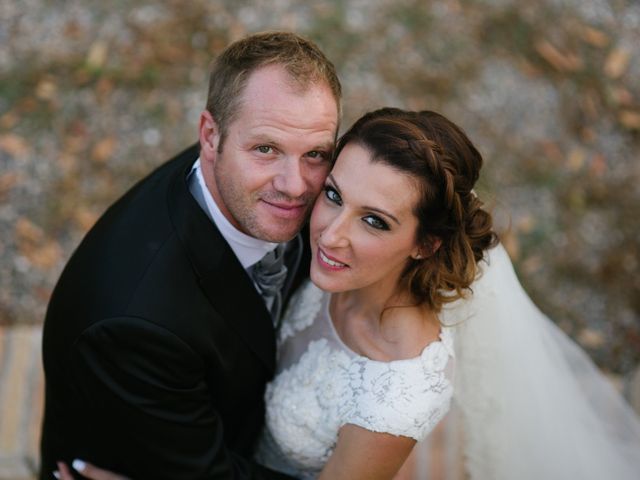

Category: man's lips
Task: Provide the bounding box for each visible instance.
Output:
[317,247,349,270]
[261,199,307,218]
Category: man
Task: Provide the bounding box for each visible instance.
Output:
[40,31,341,479]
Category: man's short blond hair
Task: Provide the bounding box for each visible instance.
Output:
[206,31,342,145]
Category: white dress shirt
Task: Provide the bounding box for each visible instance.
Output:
[187,158,279,271]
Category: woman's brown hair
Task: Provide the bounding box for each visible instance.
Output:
[335,107,498,311]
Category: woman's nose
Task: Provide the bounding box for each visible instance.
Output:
[319,213,350,249]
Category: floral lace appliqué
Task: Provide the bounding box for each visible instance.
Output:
[261,322,454,477]
[278,281,324,344]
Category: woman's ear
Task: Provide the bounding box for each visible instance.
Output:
[429,237,442,255]
[411,237,442,260]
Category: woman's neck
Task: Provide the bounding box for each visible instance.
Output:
[331,277,406,325]
[328,277,441,361]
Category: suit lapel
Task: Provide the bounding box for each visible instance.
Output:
[282,225,312,313]
[166,147,276,373]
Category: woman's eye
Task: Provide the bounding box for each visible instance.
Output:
[324,186,342,205]
[256,145,274,154]
[363,215,389,231]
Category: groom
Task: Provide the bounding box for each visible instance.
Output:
[40,32,341,479]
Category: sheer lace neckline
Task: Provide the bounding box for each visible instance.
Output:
[323,293,453,364]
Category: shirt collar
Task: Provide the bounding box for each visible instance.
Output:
[189,158,278,269]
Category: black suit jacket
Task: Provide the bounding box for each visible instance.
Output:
[40,145,307,479]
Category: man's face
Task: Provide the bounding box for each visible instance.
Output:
[199,65,339,243]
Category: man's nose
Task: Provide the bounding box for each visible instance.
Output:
[273,157,306,198]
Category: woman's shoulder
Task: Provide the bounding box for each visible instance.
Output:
[369,304,449,362]
[338,326,454,441]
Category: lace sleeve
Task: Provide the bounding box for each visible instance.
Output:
[338,332,455,441]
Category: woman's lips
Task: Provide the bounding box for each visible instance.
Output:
[317,247,348,270]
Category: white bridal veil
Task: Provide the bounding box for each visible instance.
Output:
[428,243,640,480]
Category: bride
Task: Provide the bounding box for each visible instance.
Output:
[57,108,640,479]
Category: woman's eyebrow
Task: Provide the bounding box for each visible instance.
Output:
[327,174,400,225]
[362,205,400,225]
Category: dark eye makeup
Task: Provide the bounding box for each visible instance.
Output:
[363,215,390,231]
[323,184,391,231]
[324,185,342,205]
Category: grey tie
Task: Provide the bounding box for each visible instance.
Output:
[252,244,288,325]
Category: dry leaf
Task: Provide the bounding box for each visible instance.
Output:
[589,153,607,177]
[580,126,596,143]
[577,93,598,121]
[36,78,57,100]
[535,40,583,72]
[29,242,63,269]
[517,215,536,234]
[74,207,100,232]
[604,48,631,78]
[577,25,609,48]
[64,19,83,39]
[16,217,44,243]
[522,254,542,275]
[619,110,640,130]
[567,148,586,171]
[0,111,18,129]
[0,172,21,198]
[34,286,53,302]
[611,87,633,107]
[19,97,38,113]
[540,141,564,163]
[15,217,63,269]
[0,134,30,158]
[158,44,184,63]
[91,137,117,163]
[64,129,88,154]
[87,41,108,69]
[57,153,78,173]
[95,78,114,100]
[578,328,606,348]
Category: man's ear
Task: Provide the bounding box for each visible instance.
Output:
[198,110,221,162]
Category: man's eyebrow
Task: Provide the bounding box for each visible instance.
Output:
[314,141,334,151]
[250,134,278,144]
[326,174,400,225]
[249,136,333,152]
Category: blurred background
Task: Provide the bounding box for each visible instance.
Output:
[1,0,639,478]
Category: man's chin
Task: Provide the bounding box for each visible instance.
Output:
[252,223,305,243]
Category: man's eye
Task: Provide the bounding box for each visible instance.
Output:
[324,186,342,205]
[363,215,389,231]
[307,150,327,160]
[256,145,274,154]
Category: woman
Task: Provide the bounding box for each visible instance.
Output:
[253,107,496,479]
[57,108,640,479]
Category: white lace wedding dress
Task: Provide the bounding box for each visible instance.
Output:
[256,244,640,480]
[255,281,455,479]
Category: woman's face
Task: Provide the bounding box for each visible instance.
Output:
[309,142,422,294]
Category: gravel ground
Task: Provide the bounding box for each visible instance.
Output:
[1,1,640,478]
[1,0,639,393]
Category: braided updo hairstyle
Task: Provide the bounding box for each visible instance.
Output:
[335,107,498,312]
